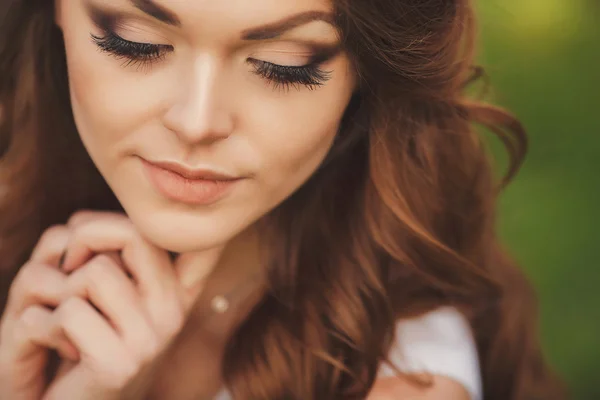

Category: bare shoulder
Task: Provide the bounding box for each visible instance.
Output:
[367,374,471,400]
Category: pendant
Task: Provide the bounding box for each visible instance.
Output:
[210,295,230,313]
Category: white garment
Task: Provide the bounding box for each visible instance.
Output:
[214,306,482,400]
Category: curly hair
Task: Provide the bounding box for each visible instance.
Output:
[0,0,565,398]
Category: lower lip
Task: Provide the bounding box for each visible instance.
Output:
[142,160,240,205]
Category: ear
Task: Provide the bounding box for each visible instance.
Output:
[54,0,63,29]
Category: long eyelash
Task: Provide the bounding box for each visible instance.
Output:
[91,31,172,70]
[249,59,332,92]
[91,30,333,90]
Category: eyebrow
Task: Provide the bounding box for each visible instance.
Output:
[128,0,335,40]
[240,11,336,41]
[129,0,181,27]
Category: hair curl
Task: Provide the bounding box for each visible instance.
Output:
[0,0,565,398]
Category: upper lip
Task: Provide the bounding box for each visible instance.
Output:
[144,159,241,181]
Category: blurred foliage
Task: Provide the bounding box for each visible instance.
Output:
[476,1,599,399]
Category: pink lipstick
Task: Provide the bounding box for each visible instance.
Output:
[141,159,242,205]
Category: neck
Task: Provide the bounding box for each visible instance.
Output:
[176,226,267,335]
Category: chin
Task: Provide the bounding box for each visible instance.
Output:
[142,228,228,253]
[124,203,247,253]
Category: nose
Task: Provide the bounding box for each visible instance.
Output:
[162,56,234,145]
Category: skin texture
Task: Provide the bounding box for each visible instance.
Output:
[0,0,470,399]
[0,212,469,400]
[57,0,355,258]
[0,211,211,400]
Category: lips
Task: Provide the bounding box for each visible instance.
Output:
[140,158,243,205]
[145,160,240,181]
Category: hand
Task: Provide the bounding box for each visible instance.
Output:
[45,211,211,400]
[0,211,212,400]
[0,222,79,400]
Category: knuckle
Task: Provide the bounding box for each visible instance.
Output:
[9,263,43,299]
[38,225,68,246]
[82,256,121,293]
[4,305,42,344]
[55,297,85,327]
[66,252,128,305]
[18,305,45,327]
[67,223,88,244]
[87,254,118,276]
[11,306,42,339]
[67,210,96,227]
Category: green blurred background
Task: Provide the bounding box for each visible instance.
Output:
[477,1,599,399]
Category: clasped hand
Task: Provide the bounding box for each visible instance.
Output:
[0,211,211,400]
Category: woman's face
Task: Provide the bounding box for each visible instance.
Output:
[56,0,355,252]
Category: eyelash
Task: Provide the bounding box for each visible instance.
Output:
[248,59,331,92]
[91,32,171,70]
[90,31,332,91]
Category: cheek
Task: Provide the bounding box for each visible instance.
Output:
[248,68,354,193]
[62,34,127,167]
[263,115,337,175]
[61,19,166,159]
[66,51,153,147]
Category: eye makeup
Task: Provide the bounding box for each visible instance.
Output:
[247,46,338,91]
[91,31,173,69]
[85,2,342,91]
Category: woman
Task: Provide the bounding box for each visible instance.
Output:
[0,0,564,399]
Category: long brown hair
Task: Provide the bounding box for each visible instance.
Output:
[0,0,565,399]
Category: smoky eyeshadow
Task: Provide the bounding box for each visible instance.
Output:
[84,1,120,32]
[83,0,343,65]
[307,43,342,65]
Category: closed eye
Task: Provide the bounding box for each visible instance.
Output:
[91,29,335,91]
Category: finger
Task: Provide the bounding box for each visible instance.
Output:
[50,297,131,371]
[29,225,70,267]
[27,209,108,269]
[66,210,117,228]
[43,359,124,400]
[60,217,183,318]
[6,305,79,363]
[65,211,128,268]
[62,211,132,269]
[61,212,130,269]
[61,217,173,291]
[3,263,68,319]
[41,297,138,400]
[88,250,126,270]
[66,255,159,361]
